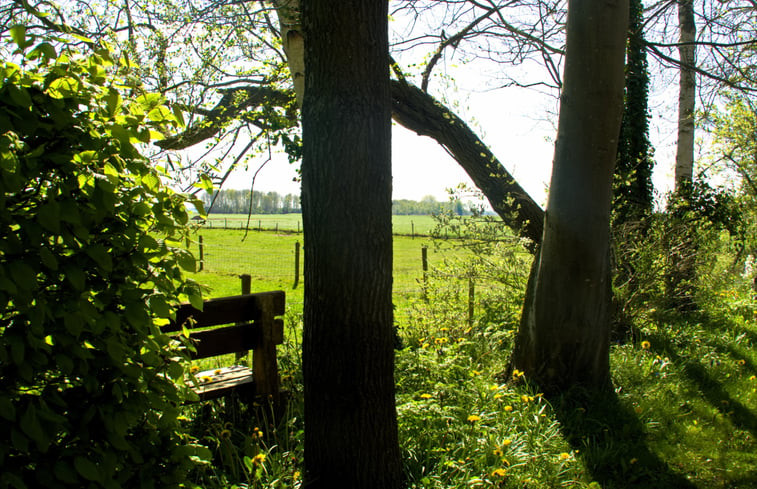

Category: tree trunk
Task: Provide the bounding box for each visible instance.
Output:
[300,1,402,488]
[511,0,628,393]
[675,0,696,187]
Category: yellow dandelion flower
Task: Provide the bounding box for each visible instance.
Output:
[200,375,212,383]
[440,327,449,332]
[472,370,481,376]
[521,395,531,403]
[214,369,222,375]
[502,439,512,447]
[491,468,507,477]
[435,337,449,345]
[490,385,499,391]
[559,452,571,461]
[494,393,504,400]
[641,340,651,350]
[252,453,266,465]
[420,393,433,399]
[189,365,200,374]
[493,447,503,457]
[512,369,525,379]
[749,375,756,381]
[252,427,263,439]
[467,414,481,422]
[504,405,514,412]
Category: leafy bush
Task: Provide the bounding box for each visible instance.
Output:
[0,29,207,488]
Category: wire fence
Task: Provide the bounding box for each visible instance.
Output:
[188,229,524,326]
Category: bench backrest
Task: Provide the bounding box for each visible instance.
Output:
[165,290,286,396]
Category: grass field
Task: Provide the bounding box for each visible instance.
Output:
[196,213,440,236]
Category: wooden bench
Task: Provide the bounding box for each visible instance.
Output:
[164,291,285,402]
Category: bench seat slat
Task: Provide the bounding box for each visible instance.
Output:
[191,365,255,401]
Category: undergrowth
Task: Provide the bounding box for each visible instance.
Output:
[180,214,757,488]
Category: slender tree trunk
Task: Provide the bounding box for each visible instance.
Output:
[676,0,696,187]
[511,0,628,393]
[300,1,402,488]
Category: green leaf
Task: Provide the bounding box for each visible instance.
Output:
[28,42,57,61]
[39,247,59,270]
[74,456,101,482]
[20,404,47,449]
[86,244,113,272]
[0,396,16,421]
[149,294,171,318]
[7,84,32,108]
[176,249,196,272]
[10,25,30,51]
[9,261,36,291]
[54,461,79,484]
[47,76,81,99]
[64,265,86,291]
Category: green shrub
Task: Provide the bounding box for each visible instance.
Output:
[0,28,207,488]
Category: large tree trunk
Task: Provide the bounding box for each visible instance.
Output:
[300,1,402,488]
[511,0,628,393]
[675,0,696,187]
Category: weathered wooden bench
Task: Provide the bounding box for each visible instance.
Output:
[164,291,285,402]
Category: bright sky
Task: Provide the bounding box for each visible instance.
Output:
[221,33,684,209]
[224,83,679,209]
[224,86,558,206]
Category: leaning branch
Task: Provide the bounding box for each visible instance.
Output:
[156,87,294,150]
[391,79,544,247]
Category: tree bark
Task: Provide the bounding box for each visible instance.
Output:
[675,0,696,187]
[300,1,402,488]
[511,0,628,392]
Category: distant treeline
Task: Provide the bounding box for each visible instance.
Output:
[202,190,301,214]
[392,196,467,216]
[203,190,468,216]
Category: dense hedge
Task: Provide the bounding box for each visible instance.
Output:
[0,29,207,488]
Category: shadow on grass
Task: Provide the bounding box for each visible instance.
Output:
[548,388,697,489]
[647,330,757,439]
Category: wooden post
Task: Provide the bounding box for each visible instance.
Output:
[224,218,227,229]
[468,275,475,328]
[240,274,252,294]
[253,294,281,400]
[294,241,301,289]
[421,245,428,302]
[411,220,415,239]
[198,235,204,272]
[237,274,252,364]
[259,220,262,231]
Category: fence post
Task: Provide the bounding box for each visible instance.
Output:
[468,275,475,328]
[421,245,428,302]
[275,222,279,233]
[224,218,227,229]
[259,220,262,232]
[240,274,252,294]
[293,241,301,289]
[198,235,204,272]
[411,220,415,239]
